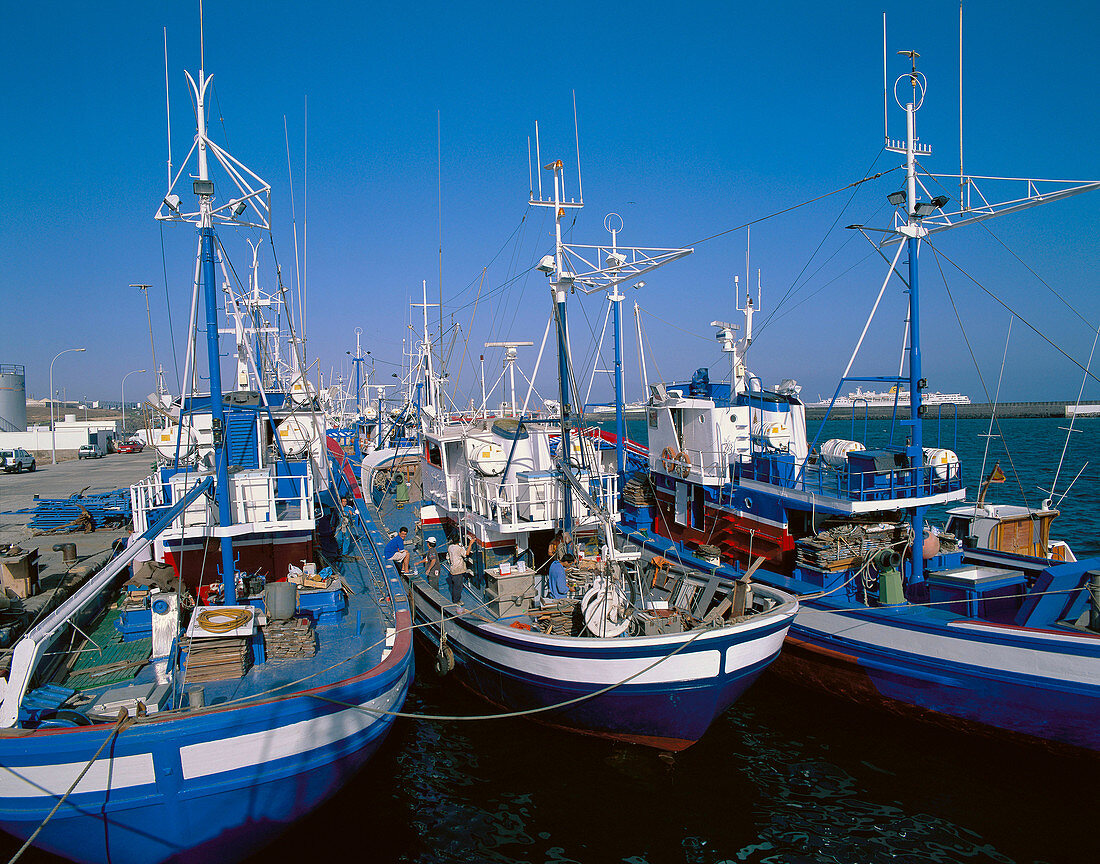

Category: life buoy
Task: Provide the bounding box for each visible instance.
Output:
[660,446,679,473]
[660,447,691,477]
[675,450,691,478]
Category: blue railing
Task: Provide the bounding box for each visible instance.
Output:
[738,452,963,502]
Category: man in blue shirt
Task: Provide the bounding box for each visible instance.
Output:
[384,526,410,574]
[546,552,573,600]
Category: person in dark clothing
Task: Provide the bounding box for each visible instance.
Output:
[447,533,475,607]
[547,552,573,599]
[419,536,441,589]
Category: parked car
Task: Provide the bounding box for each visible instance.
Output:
[77,443,105,459]
[0,448,36,473]
[116,441,144,453]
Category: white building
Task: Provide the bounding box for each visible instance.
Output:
[0,414,120,453]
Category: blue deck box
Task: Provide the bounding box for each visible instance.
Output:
[926,565,1027,622]
[297,586,347,625]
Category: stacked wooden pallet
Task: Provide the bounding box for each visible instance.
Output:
[262,618,317,660]
[182,636,251,682]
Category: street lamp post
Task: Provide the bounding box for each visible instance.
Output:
[121,369,147,438]
[50,347,86,464]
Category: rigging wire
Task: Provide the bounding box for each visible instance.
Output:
[928,244,1030,506]
[925,239,1100,389]
[915,158,1098,333]
[753,150,890,342]
[158,222,184,394]
[683,163,901,250]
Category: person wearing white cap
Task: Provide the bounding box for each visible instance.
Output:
[419,536,442,589]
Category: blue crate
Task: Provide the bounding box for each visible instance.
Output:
[115,607,152,641]
[296,587,347,625]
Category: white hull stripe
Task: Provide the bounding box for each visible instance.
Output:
[0,753,155,798]
[0,676,407,798]
[450,623,787,686]
[180,676,407,780]
[800,610,1100,686]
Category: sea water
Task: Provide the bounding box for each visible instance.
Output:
[5,418,1095,864]
[263,416,1094,864]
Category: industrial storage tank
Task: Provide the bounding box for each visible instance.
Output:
[0,364,27,432]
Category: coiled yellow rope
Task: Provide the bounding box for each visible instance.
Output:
[196,608,254,633]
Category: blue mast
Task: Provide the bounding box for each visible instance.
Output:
[611,286,626,479]
[200,223,238,604]
[155,50,274,607]
[554,282,574,534]
[896,50,934,588]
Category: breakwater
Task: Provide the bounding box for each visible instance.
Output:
[805,401,1079,420]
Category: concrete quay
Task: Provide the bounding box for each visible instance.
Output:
[0,453,154,661]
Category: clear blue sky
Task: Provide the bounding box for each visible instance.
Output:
[3,1,1098,408]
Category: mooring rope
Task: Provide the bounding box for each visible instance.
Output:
[7,709,133,864]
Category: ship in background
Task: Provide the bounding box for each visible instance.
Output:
[809,385,971,408]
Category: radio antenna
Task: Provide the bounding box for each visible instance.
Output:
[882,12,889,147]
[573,90,584,203]
[163,27,172,189]
[535,121,543,201]
[958,0,966,209]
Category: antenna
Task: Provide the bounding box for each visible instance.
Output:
[959,0,966,209]
[535,121,543,201]
[303,94,308,340]
[199,0,205,74]
[284,116,302,339]
[527,136,533,200]
[745,225,750,292]
[882,12,889,147]
[438,109,444,375]
[164,28,172,189]
[573,90,584,203]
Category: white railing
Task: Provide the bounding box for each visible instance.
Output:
[435,470,620,533]
[131,467,313,538]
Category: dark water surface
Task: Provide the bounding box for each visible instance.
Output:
[259,658,1091,864]
[3,417,1096,863]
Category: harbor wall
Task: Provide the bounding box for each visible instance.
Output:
[804,401,1082,420]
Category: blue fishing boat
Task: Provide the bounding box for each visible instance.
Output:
[378,157,796,752]
[624,51,1100,753]
[0,32,412,864]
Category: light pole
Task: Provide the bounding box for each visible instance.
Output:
[50,347,86,464]
[121,369,147,437]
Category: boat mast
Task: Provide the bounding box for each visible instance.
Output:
[352,326,364,416]
[890,50,934,587]
[156,16,272,605]
[194,66,238,603]
[551,165,576,533]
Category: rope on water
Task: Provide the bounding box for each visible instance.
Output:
[307,616,718,722]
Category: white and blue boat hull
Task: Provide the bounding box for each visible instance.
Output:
[775,602,1100,752]
[410,580,792,751]
[0,619,412,864]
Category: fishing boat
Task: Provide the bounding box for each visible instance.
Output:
[375,158,797,752]
[624,51,1100,753]
[0,36,413,864]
